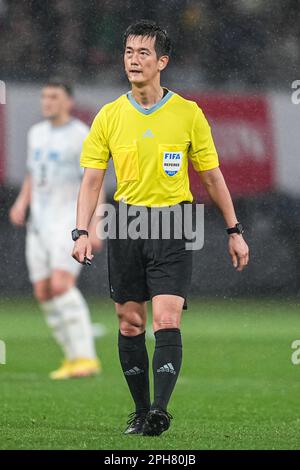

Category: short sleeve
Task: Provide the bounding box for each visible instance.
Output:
[80,107,110,170]
[188,106,219,172]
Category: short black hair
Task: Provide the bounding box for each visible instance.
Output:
[43,77,73,97]
[123,20,171,58]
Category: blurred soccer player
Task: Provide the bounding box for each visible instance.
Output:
[72,21,249,435]
[9,79,102,380]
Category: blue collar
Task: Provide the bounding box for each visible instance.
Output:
[126,89,173,115]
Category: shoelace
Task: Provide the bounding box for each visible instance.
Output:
[126,411,147,426]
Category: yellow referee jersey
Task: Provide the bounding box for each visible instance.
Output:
[80,90,219,207]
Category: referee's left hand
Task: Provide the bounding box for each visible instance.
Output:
[228,234,249,272]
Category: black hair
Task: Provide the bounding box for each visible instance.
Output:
[43,77,73,97]
[123,20,171,58]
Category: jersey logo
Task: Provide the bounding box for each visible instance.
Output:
[143,129,154,138]
[162,151,183,176]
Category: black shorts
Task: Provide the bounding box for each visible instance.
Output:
[107,203,193,308]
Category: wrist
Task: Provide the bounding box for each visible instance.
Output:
[226,222,244,236]
[229,232,242,238]
[71,228,89,241]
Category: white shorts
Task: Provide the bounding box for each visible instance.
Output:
[26,222,82,283]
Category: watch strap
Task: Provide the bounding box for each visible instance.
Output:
[226,223,244,235]
[77,229,88,237]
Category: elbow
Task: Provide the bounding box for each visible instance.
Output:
[199,167,224,188]
[82,169,104,193]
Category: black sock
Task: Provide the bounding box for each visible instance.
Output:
[152,328,182,411]
[118,331,151,413]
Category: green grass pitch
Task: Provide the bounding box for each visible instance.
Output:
[0,297,300,450]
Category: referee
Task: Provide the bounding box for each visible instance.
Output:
[72,20,249,436]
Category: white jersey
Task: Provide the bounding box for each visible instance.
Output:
[27,118,89,230]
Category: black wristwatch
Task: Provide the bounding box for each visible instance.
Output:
[71,229,89,241]
[226,222,244,235]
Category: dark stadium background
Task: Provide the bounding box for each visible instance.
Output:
[0,0,300,452]
[1,0,300,298]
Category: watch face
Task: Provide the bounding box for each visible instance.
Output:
[71,229,79,241]
[236,223,244,234]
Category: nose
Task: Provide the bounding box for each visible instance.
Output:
[130,51,140,65]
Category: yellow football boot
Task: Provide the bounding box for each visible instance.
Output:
[69,358,101,378]
[49,359,74,380]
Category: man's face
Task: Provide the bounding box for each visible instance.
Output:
[41,86,73,120]
[124,35,168,85]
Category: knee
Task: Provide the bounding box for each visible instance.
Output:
[116,309,145,336]
[50,277,70,298]
[33,284,51,303]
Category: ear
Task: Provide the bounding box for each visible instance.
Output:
[67,97,74,111]
[158,55,169,72]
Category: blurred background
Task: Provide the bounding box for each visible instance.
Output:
[1,0,299,88]
[0,0,300,299]
[1,2,300,451]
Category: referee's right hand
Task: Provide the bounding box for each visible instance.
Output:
[72,236,93,264]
